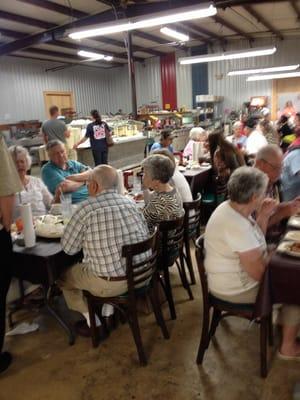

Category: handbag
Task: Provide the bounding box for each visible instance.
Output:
[105,129,114,147]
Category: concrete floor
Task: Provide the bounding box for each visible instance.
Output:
[1,266,300,400]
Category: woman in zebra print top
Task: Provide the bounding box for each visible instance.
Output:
[142,154,184,232]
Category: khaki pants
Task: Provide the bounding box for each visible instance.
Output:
[58,263,128,315]
[211,286,300,327]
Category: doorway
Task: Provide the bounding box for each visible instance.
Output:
[43,91,75,117]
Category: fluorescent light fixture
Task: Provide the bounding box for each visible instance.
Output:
[228,64,299,76]
[247,71,300,81]
[160,26,189,42]
[78,50,113,62]
[69,4,216,39]
[179,46,277,65]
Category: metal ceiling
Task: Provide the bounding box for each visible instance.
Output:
[0,0,300,69]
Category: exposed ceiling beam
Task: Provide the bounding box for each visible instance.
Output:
[0,10,56,30]
[212,15,253,40]
[243,5,284,40]
[215,0,286,7]
[0,28,25,40]
[185,21,226,41]
[133,31,171,45]
[16,0,87,19]
[290,0,300,20]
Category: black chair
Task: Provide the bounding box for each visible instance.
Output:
[158,216,193,321]
[183,194,202,285]
[83,228,169,366]
[195,236,273,378]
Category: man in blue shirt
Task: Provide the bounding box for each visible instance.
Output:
[281,147,300,201]
[42,140,89,204]
[150,130,175,153]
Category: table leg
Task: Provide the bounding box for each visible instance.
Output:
[44,285,75,346]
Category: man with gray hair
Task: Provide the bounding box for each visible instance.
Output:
[255,144,300,230]
[41,140,89,204]
[60,165,149,338]
[226,121,247,150]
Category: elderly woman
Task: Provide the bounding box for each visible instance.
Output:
[205,166,300,359]
[183,127,207,158]
[9,145,53,218]
[142,154,184,231]
[226,121,247,150]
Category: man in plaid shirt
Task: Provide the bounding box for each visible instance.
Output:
[60,165,149,337]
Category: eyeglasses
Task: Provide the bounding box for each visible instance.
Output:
[262,158,282,172]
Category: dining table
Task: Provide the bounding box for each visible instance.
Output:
[182,165,212,198]
[11,237,82,345]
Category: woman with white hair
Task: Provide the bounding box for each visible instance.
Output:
[183,127,207,158]
[9,145,53,218]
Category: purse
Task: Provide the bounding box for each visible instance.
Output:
[105,129,114,147]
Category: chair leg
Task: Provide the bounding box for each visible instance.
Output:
[196,304,211,364]
[268,313,273,347]
[86,296,99,348]
[184,239,196,285]
[208,308,221,341]
[128,306,147,366]
[260,318,268,378]
[149,286,170,339]
[161,267,176,320]
[179,251,194,300]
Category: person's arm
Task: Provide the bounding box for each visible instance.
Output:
[238,247,268,282]
[66,169,92,182]
[54,180,85,202]
[39,179,53,208]
[256,198,278,235]
[73,136,88,149]
[0,195,15,231]
[61,208,86,255]
[64,128,70,139]
[268,198,300,227]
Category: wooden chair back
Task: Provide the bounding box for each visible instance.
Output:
[159,216,185,266]
[183,194,201,240]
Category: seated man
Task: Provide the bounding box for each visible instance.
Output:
[150,130,175,153]
[281,134,300,201]
[254,145,300,231]
[60,165,149,337]
[41,140,89,204]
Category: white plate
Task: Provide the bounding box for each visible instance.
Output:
[277,241,300,257]
[284,231,300,241]
[287,216,300,229]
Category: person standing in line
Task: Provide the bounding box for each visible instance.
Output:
[0,134,23,374]
[73,109,112,166]
[41,105,70,144]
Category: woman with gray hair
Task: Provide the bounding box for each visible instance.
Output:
[142,154,184,231]
[9,145,53,219]
[205,166,300,360]
[183,127,207,158]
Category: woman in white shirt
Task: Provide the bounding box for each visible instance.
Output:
[205,166,300,360]
[9,145,53,219]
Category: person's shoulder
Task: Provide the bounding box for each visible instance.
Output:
[41,161,53,172]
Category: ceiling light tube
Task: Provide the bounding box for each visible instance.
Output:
[160,27,189,42]
[179,46,277,65]
[247,71,300,81]
[228,64,300,76]
[69,4,216,39]
[78,50,113,62]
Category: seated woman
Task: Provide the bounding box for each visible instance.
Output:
[183,127,207,159]
[141,154,184,231]
[205,166,300,359]
[208,129,245,203]
[8,145,53,219]
[226,121,247,150]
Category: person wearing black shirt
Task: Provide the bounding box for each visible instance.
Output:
[74,110,112,166]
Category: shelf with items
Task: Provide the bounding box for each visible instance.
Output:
[195,97,224,130]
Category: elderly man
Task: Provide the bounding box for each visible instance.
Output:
[0,134,22,373]
[60,165,149,337]
[41,140,89,204]
[42,105,70,144]
[226,121,247,150]
[255,145,300,229]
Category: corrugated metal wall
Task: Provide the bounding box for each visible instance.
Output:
[176,50,192,110]
[208,37,300,112]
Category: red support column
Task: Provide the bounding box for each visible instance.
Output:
[160,52,177,111]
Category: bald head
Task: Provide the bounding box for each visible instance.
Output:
[92,165,118,191]
[255,145,283,184]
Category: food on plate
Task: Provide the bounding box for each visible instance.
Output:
[290,242,300,253]
[35,215,64,238]
[133,193,144,202]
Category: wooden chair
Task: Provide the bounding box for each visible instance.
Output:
[195,236,273,378]
[83,228,169,366]
[158,216,193,321]
[183,194,202,285]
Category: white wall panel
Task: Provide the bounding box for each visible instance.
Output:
[208,37,300,112]
[176,50,192,110]
[135,57,162,109]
